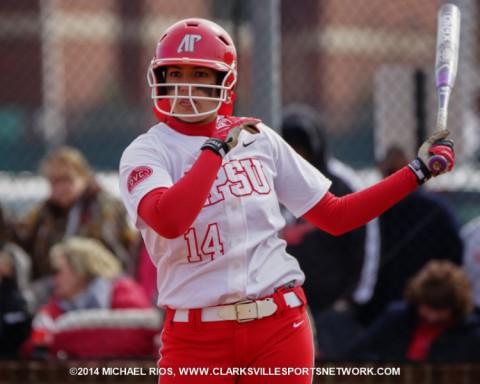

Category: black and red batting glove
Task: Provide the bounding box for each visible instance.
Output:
[409,130,455,184]
[428,139,455,173]
[201,116,261,158]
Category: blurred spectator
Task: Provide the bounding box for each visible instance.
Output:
[21,237,162,359]
[347,260,480,362]
[355,146,463,326]
[0,204,18,244]
[280,103,380,359]
[15,146,139,304]
[460,216,480,314]
[0,205,34,358]
[463,88,480,163]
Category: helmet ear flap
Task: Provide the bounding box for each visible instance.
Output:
[219,91,235,116]
[217,71,235,114]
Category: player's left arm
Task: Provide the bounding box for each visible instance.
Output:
[305,132,455,235]
[304,167,416,235]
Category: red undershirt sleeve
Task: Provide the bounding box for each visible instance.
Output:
[303,166,418,236]
[138,150,222,239]
[140,156,418,239]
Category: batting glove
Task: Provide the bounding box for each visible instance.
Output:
[408,130,455,184]
[201,116,261,158]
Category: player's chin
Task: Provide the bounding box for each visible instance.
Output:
[175,111,216,125]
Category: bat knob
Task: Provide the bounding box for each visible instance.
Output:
[428,155,448,175]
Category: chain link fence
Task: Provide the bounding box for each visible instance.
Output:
[1,0,479,215]
[1,0,479,206]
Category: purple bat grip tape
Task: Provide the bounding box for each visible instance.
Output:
[428,155,448,175]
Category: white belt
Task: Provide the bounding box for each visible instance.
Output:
[172,291,303,323]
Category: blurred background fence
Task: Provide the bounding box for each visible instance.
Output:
[2,0,480,377]
[1,0,480,221]
[1,0,480,223]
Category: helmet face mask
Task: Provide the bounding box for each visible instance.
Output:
[147,18,237,119]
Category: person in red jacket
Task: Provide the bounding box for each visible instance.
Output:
[21,237,162,359]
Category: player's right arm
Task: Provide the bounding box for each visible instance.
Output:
[138,150,221,239]
[137,117,260,239]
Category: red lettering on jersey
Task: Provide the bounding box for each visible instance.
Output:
[128,166,153,193]
[242,158,270,194]
[204,157,271,206]
[227,159,253,196]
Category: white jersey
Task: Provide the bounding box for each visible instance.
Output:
[119,120,331,309]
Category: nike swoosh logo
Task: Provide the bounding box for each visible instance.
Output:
[293,321,304,328]
[243,140,256,147]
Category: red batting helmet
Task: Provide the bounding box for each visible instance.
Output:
[147,18,237,119]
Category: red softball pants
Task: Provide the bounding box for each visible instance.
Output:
[157,286,314,384]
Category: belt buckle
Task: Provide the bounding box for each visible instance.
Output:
[234,300,257,323]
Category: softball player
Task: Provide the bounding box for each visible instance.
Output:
[119,18,455,384]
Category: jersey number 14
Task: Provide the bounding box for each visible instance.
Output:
[184,223,224,262]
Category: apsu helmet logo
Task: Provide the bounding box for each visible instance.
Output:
[177,34,202,53]
[128,166,153,193]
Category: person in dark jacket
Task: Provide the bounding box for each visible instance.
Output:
[355,146,463,326]
[0,205,33,358]
[347,260,480,362]
[280,103,381,359]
